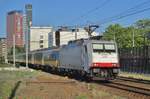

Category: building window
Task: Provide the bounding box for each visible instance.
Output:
[40,35,43,39]
[40,40,43,43]
[40,45,43,48]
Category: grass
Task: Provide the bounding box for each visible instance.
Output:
[0,63,13,68]
[0,81,14,98]
[75,94,88,99]
[0,70,38,99]
[119,72,150,80]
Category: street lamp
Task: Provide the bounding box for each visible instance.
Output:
[13,33,15,67]
[132,28,135,48]
[26,21,31,68]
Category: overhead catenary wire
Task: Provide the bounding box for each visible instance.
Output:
[59,0,150,28]
[99,7,150,25]
[68,0,112,24]
[117,0,150,15]
[94,0,150,25]
[55,0,150,31]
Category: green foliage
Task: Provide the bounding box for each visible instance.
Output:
[0,63,12,67]
[75,94,88,99]
[0,57,5,63]
[135,19,150,29]
[8,46,25,55]
[0,81,14,98]
[103,19,150,48]
[0,70,37,99]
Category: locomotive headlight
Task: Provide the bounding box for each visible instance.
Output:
[92,63,100,67]
[112,63,119,67]
[92,63,97,66]
[112,63,117,66]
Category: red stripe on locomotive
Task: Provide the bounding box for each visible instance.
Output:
[91,62,119,68]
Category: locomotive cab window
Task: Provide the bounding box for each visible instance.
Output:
[104,44,116,52]
[92,43,104,52]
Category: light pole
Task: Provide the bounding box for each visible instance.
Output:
[113,33,116,42]
[13,33,16,67]
[26,26,28,68]
[75,25,77,40]
[132,28,135,48]
[26,21,31,68]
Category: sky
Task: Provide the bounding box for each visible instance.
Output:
[0,0,150,37]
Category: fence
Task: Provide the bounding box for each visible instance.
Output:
[119,46,150,74]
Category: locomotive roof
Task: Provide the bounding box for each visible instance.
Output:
[30,47,60,53]
[90,40,115,43]
[60,39,116,49]
[68,39,115,45]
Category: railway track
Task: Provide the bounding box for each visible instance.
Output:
[118,76,150,85]
[96,77,150,96]
[25,81,76,85]
[105,81,150,96]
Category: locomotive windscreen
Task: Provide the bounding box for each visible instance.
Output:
[92,43,116,52]
[93,43,103,50]
[104,44,116,52]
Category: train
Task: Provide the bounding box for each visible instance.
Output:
[8,39,120,80]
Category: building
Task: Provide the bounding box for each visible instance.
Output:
[30,26,97,51]
[25,4,32,26]
[53,27,97,46]
[23,14,27,46]
[0,38,7,63]
[7,10,24,49]
[30,26,53,51]
[25,4,32,50]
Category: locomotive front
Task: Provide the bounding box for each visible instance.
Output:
[89,41,119,80]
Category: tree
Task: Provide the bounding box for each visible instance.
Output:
[134,19,150,46]
[103,24,123,41]
[8,46,25,55]
[103,19,150,48]
[103,24,133,48]
[135,19,150,29]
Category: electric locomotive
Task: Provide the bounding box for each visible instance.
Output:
[59,39,119,80]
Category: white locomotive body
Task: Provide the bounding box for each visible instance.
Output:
[59,39,119,80]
